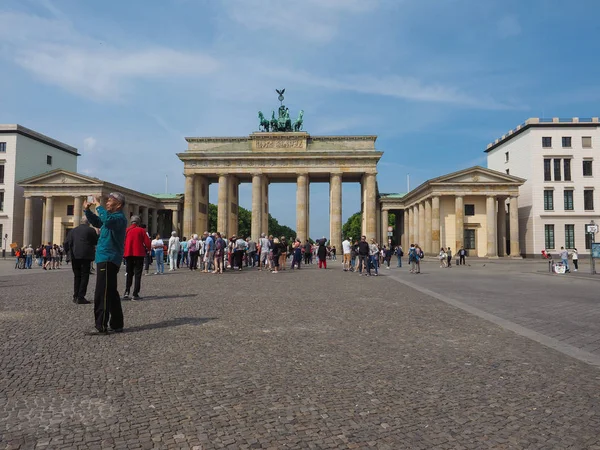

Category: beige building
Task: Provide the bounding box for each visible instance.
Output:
[379,167,525,257]
[19,169,183,246]
[0,125,78,251]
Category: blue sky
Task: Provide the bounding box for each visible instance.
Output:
[1,0,599,238]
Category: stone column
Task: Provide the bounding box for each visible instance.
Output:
[151,209,158,236]
[497,197,507,257]
[217,174,229,236]
[330,173,342,251]
[262,177,269,236]
[404,209,410,248]
[296,173,308,242]
[418,203,425,248]
[132,204,140,217]
[376,201,381,244]
[431,196,440,253]
[424,198,432,255]
[73,196,83,228]
[44,196,54,244]
[395,211,402,247]
[23,196,33,246]
[381,209,389,247]
[228,176,239,238]
[41,198,46,244]
[251,173,263,241]
[455,195,464,251]
[509,196,521,257]
[195,175,209,234]
[183,174,195,238]
[486,195,498,258]
[141,206,149,228]
[412,205,418,245]
[364,173,377,241]
[172,208,180,235]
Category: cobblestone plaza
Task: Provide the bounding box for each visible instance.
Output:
[1,260,600,449]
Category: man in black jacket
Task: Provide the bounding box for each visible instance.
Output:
[357,235,371,276]
[66,216,98,304]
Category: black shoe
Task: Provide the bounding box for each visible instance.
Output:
[132,295,142,301]
[76,298,91,304]
[108,327,123,333]
[122,292,130,300]
[86,328,109,336]
[72,296,77,304]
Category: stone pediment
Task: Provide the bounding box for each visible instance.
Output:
[19,169,101,186]
[431,166,524,185]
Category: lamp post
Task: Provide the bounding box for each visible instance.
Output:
[2,233,7,259]
[589,220,596,274]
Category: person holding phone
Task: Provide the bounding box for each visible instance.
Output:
[83,193,128,334]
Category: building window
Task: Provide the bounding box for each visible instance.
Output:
[46,155,52,165]
[582,136,592,148]
[563,159,571,181]
[66,205,74,216]
[0,192,4,211]
[585,225,593,249]
[0,142,6,153]
[562,137,572,148]
[544,158,551,181]
[565,224,575,248]
[553,159,561,181]
[584,189,594,211]
[564,189,574,210]
[464,204,475,216]
[506,169,510,175]
[542,137,552,148]
[583,160,593,176]
[505,152,509,162]
[464,229,476,249]
[545,224,555,249]
[544,190,554,211]
[0,164,4,184]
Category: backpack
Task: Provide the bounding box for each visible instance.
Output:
[419,250,424,259]
[216,239,223,251]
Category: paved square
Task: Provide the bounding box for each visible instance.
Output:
[1,261,600,449]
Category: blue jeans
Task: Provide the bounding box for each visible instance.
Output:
[562,258,569,271]
[370,255,379,275]
[396,255,402,267]
[155,249,164,273]
[26,255,32,269]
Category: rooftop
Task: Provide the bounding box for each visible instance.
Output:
[380,193,406,199]
[485,117,600,153]
[151,193,184,200]
[0,124,79,156]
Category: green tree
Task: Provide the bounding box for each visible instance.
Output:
[342,211,396,241]
[207,203,295,238]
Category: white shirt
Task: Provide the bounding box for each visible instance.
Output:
[151,239,164,250]
[168,236,180,252]
[342,239,351,254]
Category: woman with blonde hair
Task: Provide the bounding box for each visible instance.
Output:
[271,238,281,273]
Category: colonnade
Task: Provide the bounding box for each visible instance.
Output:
[182,171,378,251]
[401,194,520,257]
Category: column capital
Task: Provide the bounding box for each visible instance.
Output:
[330,171,343,177]
[251,172,263,178]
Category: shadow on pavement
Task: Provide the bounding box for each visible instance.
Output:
[139,294,198,301]
[123,317,217,333]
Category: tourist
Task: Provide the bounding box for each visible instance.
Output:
[458,247,467,265]
[246,237,257,267]
[384,246,392,268]
[279,236,287,270]
[24,245,34,269]
[572,248,579,272]
[204,231,214,273]
[331,246,337,261]
[168,231,180,271]
[123,215,151,301]
[35,245,43,266]
[179,237,188,268]
[291,239,302,269]
[369,239,380,276]
[303,240,311,265]
[213,232,225,274]
[84,193,127,334]
[271,238,282,273]
[316,237,328,269]
[357,236,370,276]
[152,234,165,275]
[439,247,447,268]
[234,235,247,270]
[66,216,98,304]
[342,237,352,271]
[43,242,52,270]
[188,234,199,270]
[395,245,403,268]
[408,243,420,274]
[559,246,569,272]
[350,240,358,272]
[446,246,452,268]
[258,233,270,271]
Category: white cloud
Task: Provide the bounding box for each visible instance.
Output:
[497,15,521,38]
[0,11,219,101]
[83,137,97,152]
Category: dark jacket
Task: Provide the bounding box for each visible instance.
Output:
[357,240,370,256]
[66,224,98,261]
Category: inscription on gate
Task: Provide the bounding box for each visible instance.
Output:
[255,139,303,149]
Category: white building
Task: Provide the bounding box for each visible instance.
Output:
[487,117,600,257]
[0,125,78,251]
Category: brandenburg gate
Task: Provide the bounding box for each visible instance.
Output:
[177,91,382,251]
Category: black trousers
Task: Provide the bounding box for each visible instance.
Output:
[72,258,92,301]
[234,250,244,269]
[144,253,151,272]
[459,255,465,265]
[189,251,199,270]
[125,256,144,296]
[94,262,124,331]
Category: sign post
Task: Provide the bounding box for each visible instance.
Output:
[587,221,598,274]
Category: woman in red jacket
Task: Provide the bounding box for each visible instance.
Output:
[123,215,151,300]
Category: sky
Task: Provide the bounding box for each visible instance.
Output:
[1,0,599,238]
